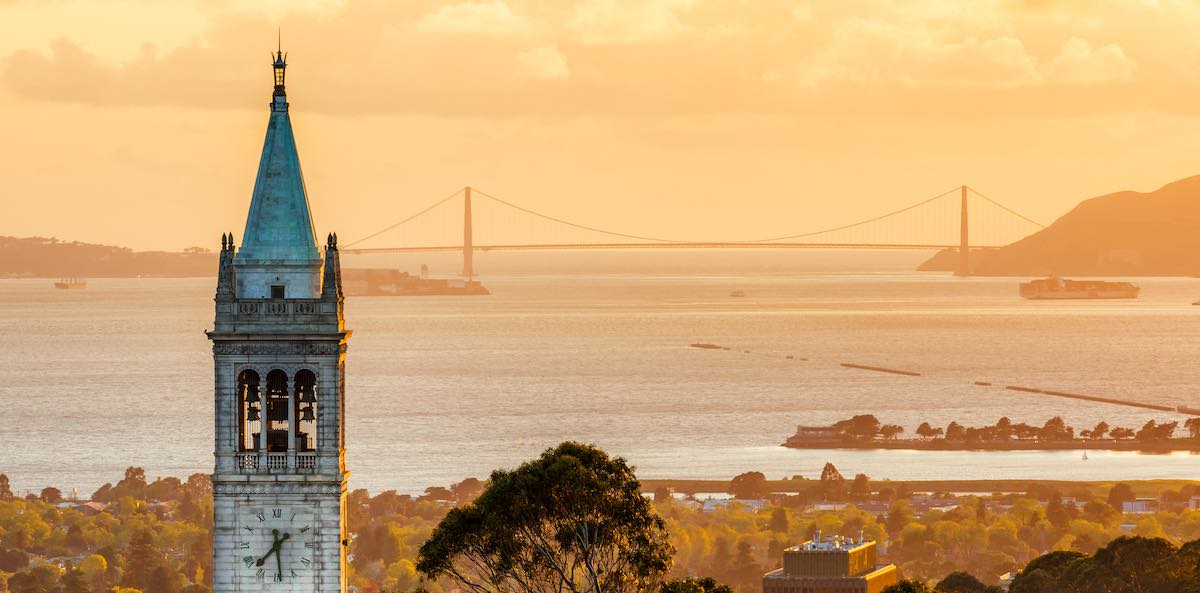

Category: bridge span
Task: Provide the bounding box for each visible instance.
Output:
[342,241,1000,255]
[341,185,1040,276]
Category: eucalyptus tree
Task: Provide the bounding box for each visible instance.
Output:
[417,442,674,593]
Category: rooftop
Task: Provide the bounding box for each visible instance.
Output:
[789,534,873,553]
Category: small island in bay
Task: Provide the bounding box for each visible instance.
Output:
[784,414,1200,452]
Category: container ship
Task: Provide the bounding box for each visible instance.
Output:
[53,277,86,289]
[341,268,489,296]
[1019,277,1139,300]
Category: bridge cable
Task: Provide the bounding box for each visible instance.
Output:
[471,188,691,244]
[967,187,1046,229]
[737,186,964,243]
[342,188,464,248]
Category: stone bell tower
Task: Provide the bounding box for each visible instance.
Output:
[207,47,349,592]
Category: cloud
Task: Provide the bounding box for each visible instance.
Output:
[515,46,569,80]
[567,0,696,44]
[0,0,1194,120]
[799,17,1039,88]
[1042,37,1137,84]
[415,0,531,36]
[791,4,813,25]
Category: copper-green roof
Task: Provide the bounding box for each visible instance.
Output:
[234,86,320,266]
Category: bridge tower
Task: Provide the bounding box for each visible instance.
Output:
[462,186,474,279]
[956,185,969,277]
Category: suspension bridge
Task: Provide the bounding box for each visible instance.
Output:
[340,185,1046,277]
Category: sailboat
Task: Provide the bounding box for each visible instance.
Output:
[1082,442,1089,461]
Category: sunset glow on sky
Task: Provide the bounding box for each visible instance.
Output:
[3,0,1200,250]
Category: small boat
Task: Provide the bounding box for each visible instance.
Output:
[53,277,87,290]
[689,342,722,350]
[729,290,746,298]
[1193,300,1200,306]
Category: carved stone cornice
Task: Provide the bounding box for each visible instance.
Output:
[214,482,344,495]
[213,342,345,356]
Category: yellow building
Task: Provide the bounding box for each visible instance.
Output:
[762,533,898,593]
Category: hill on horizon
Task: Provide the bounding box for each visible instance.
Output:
[923,175,1200,277]
[0,236,216,278]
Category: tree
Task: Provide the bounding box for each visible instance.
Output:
[1082,499,1119,526]
[850,474,871,500]
[820,462,844,482]
[451,477,486,502]
[831,415,882,441]
[768,507,789,533]
[0,474,12,500]
[883,581,934,593]
[1186,418,1200,439]
[819,463,846,500]
[1045,496,1074,530]
[1040,416,1073,441]
[885,501,915,536]
[116,467,148,499]
[916,422,941,440]
[0,549,29,573]
[945,422,965,440]
[1091,421,1110,440]
[125,528,159,590]
[1110,427,1135,440]
[147,565,180,593]
[1009,550,1085,593]
[60,568,89,593]
[8,565,61,593]
[417,442,673,593]
[1136,420,1178,442]
[660,577,733,593]
[729,471,770,500]
[1107,483,1136,513]
[935,572,1000,593]
[38,487,62,504]
[880,425,904,440]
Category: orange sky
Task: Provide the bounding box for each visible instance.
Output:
[3,0,1200,250]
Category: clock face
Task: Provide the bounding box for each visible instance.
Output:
[237,505,316,584]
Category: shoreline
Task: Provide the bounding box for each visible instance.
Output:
[640,477,1200,495]
[781,438,1200,453]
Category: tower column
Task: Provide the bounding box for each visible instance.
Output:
[957,185,969,277]
[287,375,296,465]
[463,186,474,279]
[258,368,268,457]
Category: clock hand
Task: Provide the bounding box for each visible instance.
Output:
[275,532,290,577]
[256,529,284,567]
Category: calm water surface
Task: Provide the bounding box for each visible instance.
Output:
[2,250,1198,495]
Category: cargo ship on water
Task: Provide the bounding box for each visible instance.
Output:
[53,277,86,289]
[1019,276,1139,300]
[342,267,489,296]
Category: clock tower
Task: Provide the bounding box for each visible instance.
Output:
[207,47,350,592]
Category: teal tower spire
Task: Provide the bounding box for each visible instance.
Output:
[232,45,323,299]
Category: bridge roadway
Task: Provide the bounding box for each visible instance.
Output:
[342,242,1001,255]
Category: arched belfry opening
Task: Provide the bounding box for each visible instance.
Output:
[237,370,261,452]
[294,369,317,452]
[265,369,290,452]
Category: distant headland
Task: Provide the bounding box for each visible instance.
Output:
[0,236,216,278]
[921,175,1200,276]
